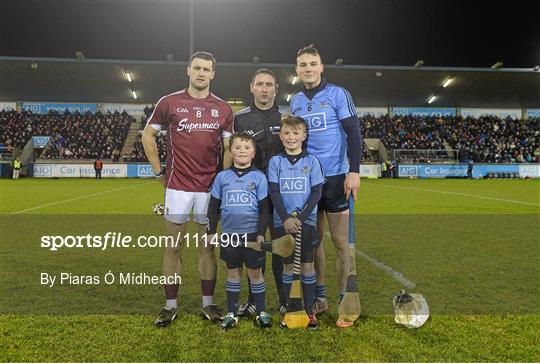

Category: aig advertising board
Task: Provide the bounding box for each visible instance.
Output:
[398,164,540,178]
[33,164,127,178]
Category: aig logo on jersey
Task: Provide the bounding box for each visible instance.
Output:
[280,177,307,194]
[303,113,327,131]
[226,190,253,206]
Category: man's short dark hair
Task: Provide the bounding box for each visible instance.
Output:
[189,51,216,67]
[296,44,321,60]
[251,68,277,84]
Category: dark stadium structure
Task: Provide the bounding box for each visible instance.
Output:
[1,56,539,108]
[1,56,538,177]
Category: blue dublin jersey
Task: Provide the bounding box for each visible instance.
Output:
[267,151,325,227]
[210,167,268,234]
[290,79,357,176]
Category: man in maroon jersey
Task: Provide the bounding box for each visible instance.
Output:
[142,51,233,327]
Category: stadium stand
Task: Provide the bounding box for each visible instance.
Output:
[0,109,33,152]
[2,108,538,164]
[443,116,540,163]
[361,115,540,163]
[125,113,540,164]
[0,109,131,160]
[125,105,166,162]
[129,133,166,162]
[362,114,447,150]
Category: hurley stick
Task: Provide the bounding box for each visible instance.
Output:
[244,234,295,257]
[336,195,361,327]
[283,212,309,328]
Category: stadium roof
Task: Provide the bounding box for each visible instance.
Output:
[2,1,539,69]
[1,56,539,108]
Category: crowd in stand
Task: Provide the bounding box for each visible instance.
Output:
[126,105,166,162]
[360,114,540,163]
[1,108,539,164]
[140,105,155,129]
[362,114,448,150]
[0,110,36,151]
[443,116,540,163]
[129,133,167,162]
[0,109,131,159]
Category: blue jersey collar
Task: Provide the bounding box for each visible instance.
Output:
[231,164,256,177]
[279,149,308,165]
[302,77,327,100]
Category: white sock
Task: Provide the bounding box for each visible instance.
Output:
[165,299,177,309]
[202,295,213,307]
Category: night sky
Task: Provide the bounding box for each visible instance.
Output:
[1,0,539,68]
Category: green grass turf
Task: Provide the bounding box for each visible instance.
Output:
[1,178,539,362]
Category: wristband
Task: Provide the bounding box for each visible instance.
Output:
[154,166,166,177]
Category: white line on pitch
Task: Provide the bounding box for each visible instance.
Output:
[4,181,154,215]
[324,232,416,288]
[380,184,540,207]
[355,250,416,289]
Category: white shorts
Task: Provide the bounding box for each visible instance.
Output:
[164,188,211,225]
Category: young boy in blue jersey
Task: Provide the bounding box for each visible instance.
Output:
[267,116,325,329]
[207,133,271,330]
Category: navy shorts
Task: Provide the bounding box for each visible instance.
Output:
[274,224,321,264]
[318,174,349,213]
[219,232,266,269]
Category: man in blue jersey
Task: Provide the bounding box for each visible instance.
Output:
[267,116,325,329]
[207,133,272,330]
[291,44,362,326]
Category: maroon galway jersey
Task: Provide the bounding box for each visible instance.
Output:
[147,89,233,192]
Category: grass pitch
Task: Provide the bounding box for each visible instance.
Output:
[1,178,539,362]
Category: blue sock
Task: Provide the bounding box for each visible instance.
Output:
[225,279,241,315]
[315,284,326,302]
[301,273,317,313]
[250,280,267,314]
[282,272,293,300]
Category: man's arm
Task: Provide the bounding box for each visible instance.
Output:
[341,116,362,173]
[335,87,362,201]
[341,116,362,200]
[221,106,234,170]
[142,124,166,186]
[222,136,232,169]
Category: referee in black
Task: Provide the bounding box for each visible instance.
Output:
[234,68,286,315]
